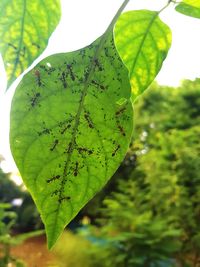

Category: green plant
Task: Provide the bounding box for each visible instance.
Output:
[77,80,199,267]
[0,203,44,267]
[0,168,22,203]
[52,231,92,267]
[85,177,181,267]
[0,0,199,248]
[0,203,18,266]
[133,80,200,267]
[0,165,42,231]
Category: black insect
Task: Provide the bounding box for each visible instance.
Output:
[94,58,103,71]
[37,127,51,136]
[112,145,120,157]
[33,69,42,87]
[39,64,49,72]
[84,111,94,129]
[30,92,40,107]
[77,147,93,155]
[66,141,73,153]
[115,113,126,137]
[58,196,71,203]
[20,46,26,57]
[74,162,79,177]
[117,125,126,137]
[91,80,106,91]
[60,124,71,135]
[7,43,17,50]
[46,175,61,183]
[50,139,59,151]
[59,71,67,88]
[104,47,109,57]
[32,42,40,49]
[51,190,59,197]
[67,64,75,81]
[84,68,90,80]
[115,107,126,116]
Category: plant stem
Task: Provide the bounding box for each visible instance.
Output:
[105,0,130,34]
[159,0,173,14]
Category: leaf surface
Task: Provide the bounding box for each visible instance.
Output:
[10,32,133,248]
[114,10,172,101]
[175,0,200,19]
[0,0,61,89]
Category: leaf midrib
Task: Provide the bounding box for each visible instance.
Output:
[48,39,112,246]
[129,11,159,78]
[128,0,172,79]
[52,34,109,235]
[9,0,27,85]
[49,0,131,246]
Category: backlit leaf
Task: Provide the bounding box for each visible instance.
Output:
[0,0,61,89]
[10,32,133,249]
[114,10,172,101]
[175,0,200,19]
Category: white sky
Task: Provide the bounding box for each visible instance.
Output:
[0,0,200,175]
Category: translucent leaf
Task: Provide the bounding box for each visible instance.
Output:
[114,10,172,101]
[0,0,61,89]
[10,32,133,248]
[175,0,200,19]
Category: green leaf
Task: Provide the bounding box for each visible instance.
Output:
[0,0,61,89]
[10,32,133,249]
[114,10,172,101]
[175,0,200,19]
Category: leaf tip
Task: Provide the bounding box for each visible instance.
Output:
[45,217,66,250]
[46,228,61,250]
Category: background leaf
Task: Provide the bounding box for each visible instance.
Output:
[0,0,61,89]
[114,10,172,101]
[175,0,200,19]
[10,32,133,249]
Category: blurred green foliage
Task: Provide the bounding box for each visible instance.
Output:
[80,79,200,267]
[0,165,42,231]
[0,169,21,203]
[0,202,44,267]
[52,231,91,267]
